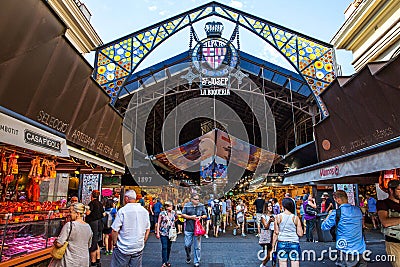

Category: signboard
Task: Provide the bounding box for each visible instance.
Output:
[183,22,247,96]
[81,174,101,205]
[319,165,340,179]
[336,184,355,206]
[0,112,69,157]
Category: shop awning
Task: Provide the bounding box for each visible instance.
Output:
[1,111,69,157]
[0,0,124,164]
[67,145,125,173]
[283,137,400,185]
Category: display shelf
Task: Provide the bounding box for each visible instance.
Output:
[0,217,64,230]
[0,247,52,267]
[0,217,65,264]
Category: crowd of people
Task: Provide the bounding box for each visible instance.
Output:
[47,183,400,267]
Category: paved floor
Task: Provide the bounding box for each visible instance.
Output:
[101,228,393,267]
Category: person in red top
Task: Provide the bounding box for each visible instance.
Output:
[377,180,400,267]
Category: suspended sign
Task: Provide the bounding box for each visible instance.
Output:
[182,21,248,96]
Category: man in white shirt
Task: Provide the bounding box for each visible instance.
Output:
[111,190,150,267]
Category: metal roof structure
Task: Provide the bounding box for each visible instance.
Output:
[93,1,337,118]
[116,50,316,157]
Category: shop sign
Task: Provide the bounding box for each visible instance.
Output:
[319,165,340,178]
[0,112,69,157]
[102,176,121,185]
[24,129,61,152]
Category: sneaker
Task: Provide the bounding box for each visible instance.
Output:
[233,229,237,236]
[186,257,191,264]
[241,233,246,237]
[223,230,226,233]
[255,234,260,237]
[204,234,209,238]
[194,264,200,267]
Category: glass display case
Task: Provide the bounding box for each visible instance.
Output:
[0,211,67,265]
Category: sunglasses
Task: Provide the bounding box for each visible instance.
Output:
[192,198,200,200]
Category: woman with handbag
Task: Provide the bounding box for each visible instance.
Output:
[156,201,177,267]
[49,203,93,267]
[303,194,317,242]
[259,202,275,267]
[235,199,247,237]
[271,198,304,267]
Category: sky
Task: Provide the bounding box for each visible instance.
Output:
[82,0,355,75]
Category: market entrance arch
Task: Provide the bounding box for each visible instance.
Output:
[93,1,337,118]
[92,1,335,195]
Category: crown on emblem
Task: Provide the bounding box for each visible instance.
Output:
[204,22,224,37]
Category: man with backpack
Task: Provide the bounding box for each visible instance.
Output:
[321,190,367,267]
[212,199,222,237]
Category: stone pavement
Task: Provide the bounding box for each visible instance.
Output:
[101,229,392,267]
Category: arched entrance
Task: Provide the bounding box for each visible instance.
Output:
[93,1,336,118]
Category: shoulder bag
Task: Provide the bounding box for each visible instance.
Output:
[258,215,272,245]
[305,204,317,216]
[51,221,73,259]
[167,211,177,241]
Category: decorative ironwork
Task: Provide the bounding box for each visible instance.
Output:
[231,67,248,85]
[93,1,335,117]
[180,67,199,86]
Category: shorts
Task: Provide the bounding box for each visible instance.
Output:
[256,213,263,225]
[276,241,301,261]
[88,219,102,252]
[212,215,221,226]
[103,227,112,235]
[154,213,160,224]
[221,213,226,223]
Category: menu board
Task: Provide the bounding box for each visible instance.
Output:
[81,174,101,205]
[336,184,355,206]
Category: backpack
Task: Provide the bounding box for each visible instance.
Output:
[213,202,221,215]
[102,211,113,229]
[305,204,317,216]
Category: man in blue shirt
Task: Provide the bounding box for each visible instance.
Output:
[366,193,379,230]
[153,198,163,229]
[181,193,207,267]
[321,190,367,267]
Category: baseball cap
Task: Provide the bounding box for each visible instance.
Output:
[321,192,329,198]
[388,180,400,188]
